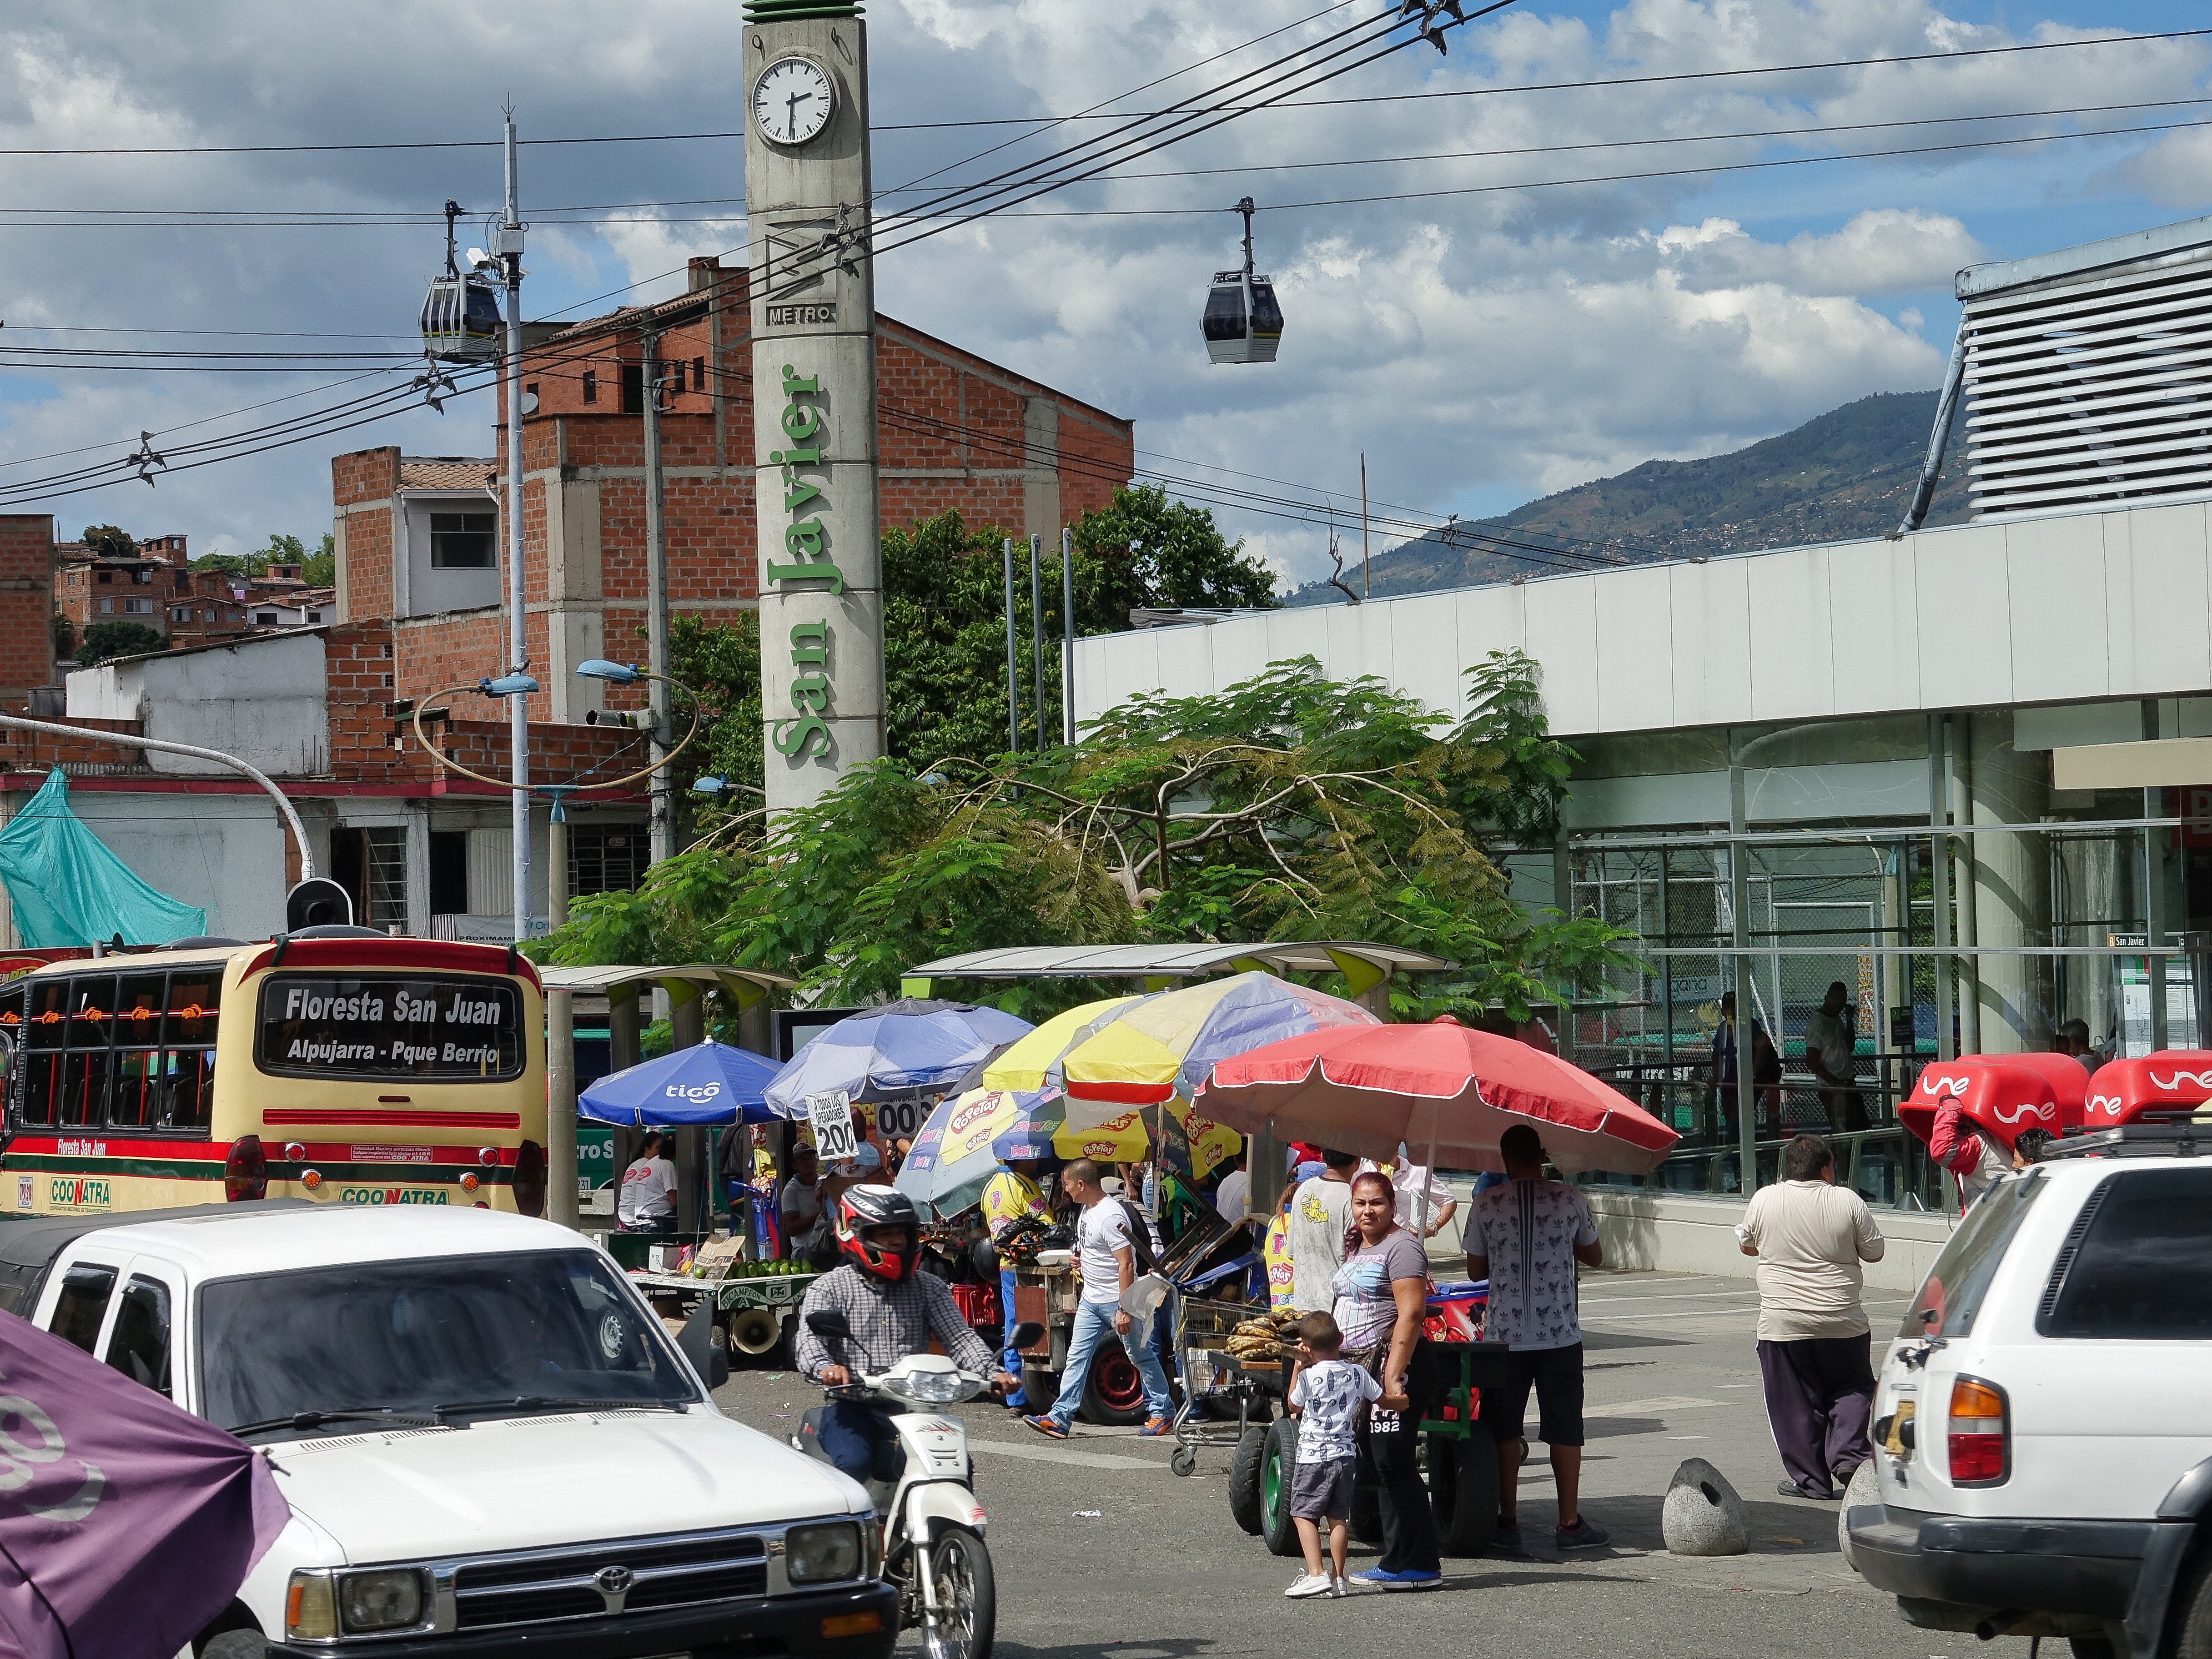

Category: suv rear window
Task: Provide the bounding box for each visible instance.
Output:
[2038,1168,2212,1339]
[1901,1171,2046,1340]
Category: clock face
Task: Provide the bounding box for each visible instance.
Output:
[754,57,835,147]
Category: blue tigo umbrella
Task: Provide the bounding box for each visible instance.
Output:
[581,1040,783,1127]
[764,998,1033,1119]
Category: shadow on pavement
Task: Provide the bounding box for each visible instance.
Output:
[1584,1329,1690,1350]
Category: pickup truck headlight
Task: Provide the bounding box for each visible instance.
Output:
[286,1567,430,1639]
[340,1569,428,1632]
[786,1521,863,1583]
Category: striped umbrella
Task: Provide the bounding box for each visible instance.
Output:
[893,1086,1045,1221]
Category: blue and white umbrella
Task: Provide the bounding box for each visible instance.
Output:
[764,998,1033,1119]
[580,1040,783,1127]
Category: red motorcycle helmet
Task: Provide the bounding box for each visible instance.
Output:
[836,1184,923,1283]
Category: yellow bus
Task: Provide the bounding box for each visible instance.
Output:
[0,933,547,1217]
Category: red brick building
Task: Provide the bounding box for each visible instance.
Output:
[334,257,1136,723]
[0,517,58,698]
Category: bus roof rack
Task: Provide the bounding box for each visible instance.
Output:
[2040,1112,2212,1161]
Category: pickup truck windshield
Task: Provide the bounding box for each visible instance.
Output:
[202,1250,696,1434]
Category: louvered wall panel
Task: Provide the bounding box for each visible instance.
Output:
[1962,250,2212,520]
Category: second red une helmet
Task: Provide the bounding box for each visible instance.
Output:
[836,1184,922,1282]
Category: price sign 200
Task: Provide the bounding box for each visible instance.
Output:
[807,1090,859,1162]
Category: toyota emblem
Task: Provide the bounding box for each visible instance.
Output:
[595,1564,634,1596]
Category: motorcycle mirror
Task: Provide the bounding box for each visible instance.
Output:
[806,1310,853,1340]
[1009,1321,1045,1350]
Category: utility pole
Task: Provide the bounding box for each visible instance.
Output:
[1002,537,1020,752]
[642,324,673,864]
[1029,532,1045,749]
[1360,452,1371,600]
[499,106,531,941]
[1061,526,1075,746]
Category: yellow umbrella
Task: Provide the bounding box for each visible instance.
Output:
[980,996,1141,1094]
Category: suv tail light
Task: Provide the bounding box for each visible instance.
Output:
[1948,1376,2010,1485]
[225,1134,269,1202]
[513,1139,546,1217]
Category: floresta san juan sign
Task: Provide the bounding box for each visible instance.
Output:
[765,364,835,760]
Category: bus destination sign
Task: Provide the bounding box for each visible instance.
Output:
[257,975,523,1080]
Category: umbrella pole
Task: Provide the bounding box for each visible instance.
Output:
[1418,1121,1438,1250]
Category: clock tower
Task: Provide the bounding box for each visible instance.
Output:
[742,0,884,813]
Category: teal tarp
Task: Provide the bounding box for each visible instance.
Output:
[0,770,207,947]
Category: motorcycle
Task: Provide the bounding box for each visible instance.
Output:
[793,1310,1042,1659]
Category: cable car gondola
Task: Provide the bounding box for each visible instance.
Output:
[419,199,503,363]
[1202,196,1284,365]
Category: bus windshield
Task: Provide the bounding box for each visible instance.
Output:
[256,972,522,1081]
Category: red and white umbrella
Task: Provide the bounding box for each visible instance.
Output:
[1199,1014,1679,1176]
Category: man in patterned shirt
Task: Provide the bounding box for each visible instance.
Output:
[794,1187,1012,1485]
[1466,1123,1609,1551]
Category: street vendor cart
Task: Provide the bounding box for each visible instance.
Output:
[624,1262,824,1367]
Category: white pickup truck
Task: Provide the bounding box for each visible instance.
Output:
[0,1201,896,1659]
[1847,1121,2212,1659]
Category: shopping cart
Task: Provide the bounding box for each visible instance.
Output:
[1167,1293,1289,1478]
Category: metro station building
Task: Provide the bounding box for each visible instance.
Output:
[1075,213,2212,1223]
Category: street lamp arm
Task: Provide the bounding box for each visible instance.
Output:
[0,712,313,880]
[411,673,705,796]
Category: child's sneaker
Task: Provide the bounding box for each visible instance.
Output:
[1330,1575,1349,1598]
[1283,1573,1333,1599]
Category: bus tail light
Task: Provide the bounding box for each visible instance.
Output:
[459,1171,480,1193]
[1948,1376,2010,1486]
[225,1135,269,1202]
[477,1146,499,1166]
[283,1141,307,1162]
[513,1139,546,1217]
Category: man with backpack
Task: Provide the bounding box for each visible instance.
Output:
[1022,1158,1174,1439]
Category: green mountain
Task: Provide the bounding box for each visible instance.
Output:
[1287,390,1972,605]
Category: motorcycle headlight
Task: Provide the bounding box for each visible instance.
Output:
[787,1521,863,1584]
[340,1568,428,1633]
[907,1369,965,1403]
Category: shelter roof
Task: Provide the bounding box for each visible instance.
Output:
[902,942,1449,993]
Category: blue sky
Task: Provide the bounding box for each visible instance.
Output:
[0,1,2207,582]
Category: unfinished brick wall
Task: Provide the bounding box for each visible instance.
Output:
[0,515,55,701]
[332,447,400,625]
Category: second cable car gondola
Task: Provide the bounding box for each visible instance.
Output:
[419,199,503,363]
[1202,196,1284,365]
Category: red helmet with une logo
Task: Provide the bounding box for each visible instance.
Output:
[836,1185,922,1282]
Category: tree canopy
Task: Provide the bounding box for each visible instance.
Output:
[80,525,136,559]
[668,485,1277,802]
[540,649,1633,1025]
[75,621,168,666]
[190,532,335,585]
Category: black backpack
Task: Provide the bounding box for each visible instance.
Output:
[1112,1197,1160,1276]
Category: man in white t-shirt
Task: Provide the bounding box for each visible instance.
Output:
[617,1131,679,1232]
[1021,1159,1173,1439]
[1739,1133,1886,1499]
[779,1145,827,1260]
[1362,1151,1458,1242]
[1287,1150,1357,1312]
[1213,1147,1251,1225]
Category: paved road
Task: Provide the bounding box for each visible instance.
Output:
[714,1270,2006,1659]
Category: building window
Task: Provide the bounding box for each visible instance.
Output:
[429,511,497,569]
[306,610,323,623]
[201,610,215,621]
[620,362,644,414]
[96,572,111,584]
[123,598,152,615]
[134,569,151,584]
[694,357,706,395]
[171,607,190,622]
[255,611,278,625]
[582,369,597,405]
[568,826,645,897]
[97,599,112,614]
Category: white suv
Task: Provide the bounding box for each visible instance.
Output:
[1848,1123,2212,1659]
[0,1202,894,1659]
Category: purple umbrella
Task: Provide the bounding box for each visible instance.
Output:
[0,1310,287,1659]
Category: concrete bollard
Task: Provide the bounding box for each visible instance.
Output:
[1663,1458,1750,1556]
[1837,1459,1882,1571]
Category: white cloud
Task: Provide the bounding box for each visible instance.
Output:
[0,0,2204,585]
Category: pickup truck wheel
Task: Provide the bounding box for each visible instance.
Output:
[200,1632,266,1659]
[2067,1639,2116,1659]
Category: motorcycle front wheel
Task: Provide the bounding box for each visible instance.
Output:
[922,1524,997,1659]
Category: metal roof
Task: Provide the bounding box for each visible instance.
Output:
[540,963,797,1008]
[902,942,1450,985]
[1956,210,2212,299]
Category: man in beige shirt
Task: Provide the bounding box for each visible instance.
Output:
[1738,1133,1886,1500]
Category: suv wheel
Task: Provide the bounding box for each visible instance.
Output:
[2170,1548,2212,1659]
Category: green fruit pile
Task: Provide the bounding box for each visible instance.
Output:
[724,1261,813,1280]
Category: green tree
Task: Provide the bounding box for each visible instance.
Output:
[539,655,1638,1026]
[303,533,337,588]
[671,489,1277,807]
[75,621,168,666]
[80,525,136,558]
[50,613,74,660]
